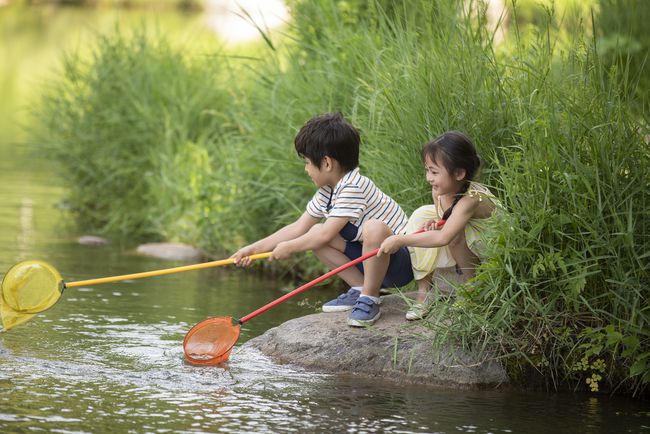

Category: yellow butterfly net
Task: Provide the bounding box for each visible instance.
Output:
[0,260,64,330]
[1,253,273,331]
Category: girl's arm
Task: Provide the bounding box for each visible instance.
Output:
[378,196,480,256]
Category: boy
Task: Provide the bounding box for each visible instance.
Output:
[232,112,413,326]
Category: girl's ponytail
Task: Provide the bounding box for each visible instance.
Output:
[441,181,470,221]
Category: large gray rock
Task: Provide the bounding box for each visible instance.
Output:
[244,293,508,388]
[135,243,203,261]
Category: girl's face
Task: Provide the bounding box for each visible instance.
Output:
[424,155,465,196]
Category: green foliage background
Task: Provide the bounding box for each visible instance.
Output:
[34,0,649,395]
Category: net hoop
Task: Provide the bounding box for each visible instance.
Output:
[0,260,64,331]
[183,316,240,366]
[1,260,64,314]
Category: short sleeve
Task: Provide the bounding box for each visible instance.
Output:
[329,184,366,220]
[467,182,493,203]
[306,188,328,218]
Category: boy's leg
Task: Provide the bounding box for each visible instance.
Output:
[313,223,366,312]
[358,219,393,297]
[347,219,395,327]
[448,230,480,282]
[312,230,364,288]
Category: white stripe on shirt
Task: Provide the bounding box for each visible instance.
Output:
[306,168,407,242]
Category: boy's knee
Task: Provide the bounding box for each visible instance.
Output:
[311,224,346,253]
[362,219,392,244]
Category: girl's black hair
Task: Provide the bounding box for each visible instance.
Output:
[421,131,481,221]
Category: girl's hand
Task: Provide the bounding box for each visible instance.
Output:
[422,219,438,231]
[378,235,403,257]
[271,241,294,261]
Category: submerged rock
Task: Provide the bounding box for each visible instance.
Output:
[136,243,203,261]
[244,294,508,388]
[77,235,109,246]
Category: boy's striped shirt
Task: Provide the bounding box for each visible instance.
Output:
[306,168,407,242]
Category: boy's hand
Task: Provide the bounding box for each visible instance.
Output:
[378,235,403,257]
[271,241,294,261]
[232,244,257,267]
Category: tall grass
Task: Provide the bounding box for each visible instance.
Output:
[34,0,649,394]
[596,0,650,110]
[35,29,232,239]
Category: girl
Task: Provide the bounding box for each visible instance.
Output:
[378,131,498,320]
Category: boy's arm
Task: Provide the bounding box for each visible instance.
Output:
[232,211,320,265]
[271,216,349,260]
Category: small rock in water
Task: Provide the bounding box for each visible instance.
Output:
[136,243,203,261]
[77,235,109,246]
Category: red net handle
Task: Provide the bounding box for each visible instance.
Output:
[238,222,444,325]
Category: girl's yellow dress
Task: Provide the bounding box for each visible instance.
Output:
[406,182,498,280]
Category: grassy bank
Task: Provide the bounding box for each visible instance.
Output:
[34,0,649,395]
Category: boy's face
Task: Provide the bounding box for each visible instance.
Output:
[303,157,328,187]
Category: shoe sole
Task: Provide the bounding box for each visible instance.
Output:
[347,311,381,327]
[322,304,355,313]
[322,297,382,313]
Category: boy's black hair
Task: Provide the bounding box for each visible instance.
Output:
[422,131,481,221]
[294,112,360,172]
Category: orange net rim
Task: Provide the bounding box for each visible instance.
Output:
[183,316,241,366]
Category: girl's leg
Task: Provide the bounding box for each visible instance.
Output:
[407,205,441,284]
[312,227,364,288]
[406,274,435,320]
[448,230,480,282]
[415,276,433,302]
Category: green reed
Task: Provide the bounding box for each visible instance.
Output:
[34,29,232,239]
[33,0,649,394]
[214,0,649,393]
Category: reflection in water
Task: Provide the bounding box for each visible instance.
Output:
[18,197,33,261]
[2,280,649,433]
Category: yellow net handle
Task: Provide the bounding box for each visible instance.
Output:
[65,252,272,288]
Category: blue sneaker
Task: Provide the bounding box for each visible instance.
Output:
[322,288,361,312]
[347,296,381,327]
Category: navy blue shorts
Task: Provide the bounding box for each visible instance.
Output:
[340,223,413,289]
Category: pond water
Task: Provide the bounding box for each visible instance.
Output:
[1,3,649,433]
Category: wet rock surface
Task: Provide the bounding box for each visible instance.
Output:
[244,293,508,388]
